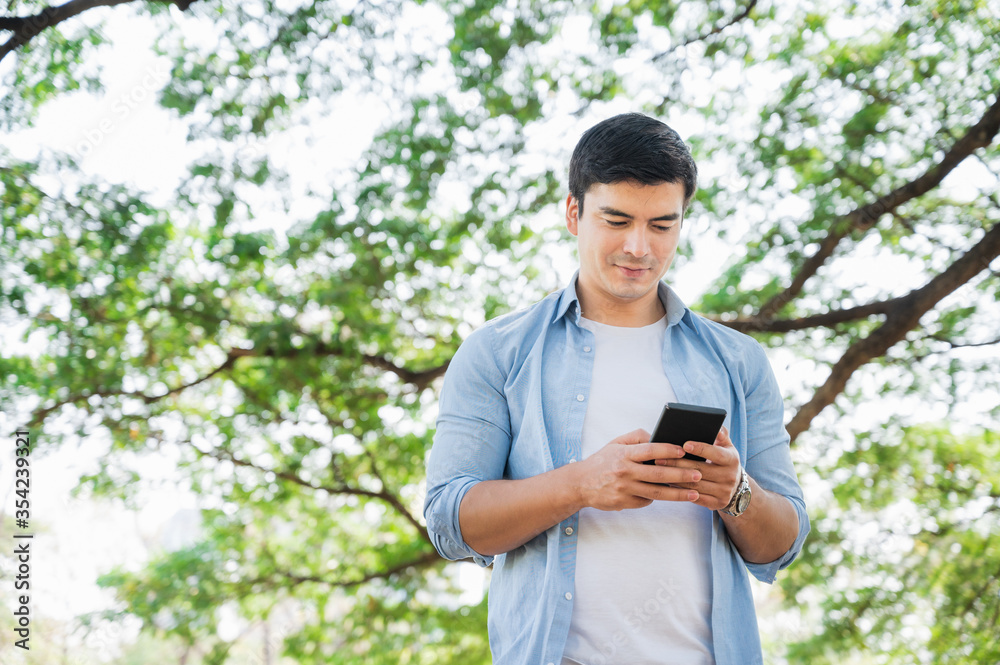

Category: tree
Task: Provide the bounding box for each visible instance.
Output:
[1,0,998,663]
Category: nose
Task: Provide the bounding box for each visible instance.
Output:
[622,226,650,258]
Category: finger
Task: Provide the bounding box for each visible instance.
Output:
[681,439,718,463]
[615,428,652,445]
[688,476,730,496]
[667,469,723,491]
[683,438,738,466]
[654,455,703,468]
[634,442,688,463]
[690,492,725,510]
[640,463,702,486]
[634,482,700,503]
[714,425,733,447]
[687,481,731,510]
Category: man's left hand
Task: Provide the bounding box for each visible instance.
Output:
[655,426,741,512]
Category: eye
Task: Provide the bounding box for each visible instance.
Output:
[604,219,628,227]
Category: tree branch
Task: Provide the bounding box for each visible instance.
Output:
[0,0,199,63]
[786,221,1000,443]
[229,342,450,391]
[925,333,1000,350]
[28,352,237,427]
[756,86,1000,321]
[878,332,1000,366]
[1,0,132,62]
[249,549,442,591]
[360,445,431,544]
[362,353,450,390]
[194,443,433,546]
[652,0,758,62]
[30,340,448,428]
[716,298,897,333]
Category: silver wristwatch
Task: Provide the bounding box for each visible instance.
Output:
[720,467,751,517]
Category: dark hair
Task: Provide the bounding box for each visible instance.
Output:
[568,113,698,213]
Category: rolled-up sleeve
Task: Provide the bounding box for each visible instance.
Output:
[741,344,811,584]
[424,325,512,567]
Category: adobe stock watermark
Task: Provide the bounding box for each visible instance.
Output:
[12,429,34,650]
[72,61,172,160]
[589,576,680,665]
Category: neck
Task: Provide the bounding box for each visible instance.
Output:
[578,289,666,327]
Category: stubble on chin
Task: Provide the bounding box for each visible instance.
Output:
[603,272,657,301]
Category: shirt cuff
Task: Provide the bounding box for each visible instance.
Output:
[744,494,810,584]
[425,477,496,568]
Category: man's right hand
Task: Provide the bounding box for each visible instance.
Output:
[574,428,703,511]
[458,429,702,556]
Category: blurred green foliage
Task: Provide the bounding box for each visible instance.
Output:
[1,0,998,663]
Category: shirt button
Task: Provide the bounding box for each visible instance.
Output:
[576,394,585,402]
[564,526,574,536]
[583,346,592,352]
[569,458,577,464]
[565,592,573,600]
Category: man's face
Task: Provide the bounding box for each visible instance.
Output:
[566,180,685,319]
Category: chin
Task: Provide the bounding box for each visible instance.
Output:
[609,281,655,301]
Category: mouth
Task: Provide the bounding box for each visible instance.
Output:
[615,264,651,278]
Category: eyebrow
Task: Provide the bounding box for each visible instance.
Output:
[598,206,681,222]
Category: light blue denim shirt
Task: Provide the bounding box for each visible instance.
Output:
[424,276,810,665]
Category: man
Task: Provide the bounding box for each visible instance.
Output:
[423,113,809,665]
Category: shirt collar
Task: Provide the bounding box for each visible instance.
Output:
[552,271,691,328]
[552,272,584,324]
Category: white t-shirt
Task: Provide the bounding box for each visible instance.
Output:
[562,315,714,665]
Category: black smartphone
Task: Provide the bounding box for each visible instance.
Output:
[646,402,727,463]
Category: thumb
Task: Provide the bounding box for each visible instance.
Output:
[715,425,733,447]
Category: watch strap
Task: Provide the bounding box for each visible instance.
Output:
[721,467,750,517]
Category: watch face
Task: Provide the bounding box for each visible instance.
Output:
[736,492,750,513]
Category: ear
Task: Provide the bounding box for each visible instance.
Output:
[565,194,580,237]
